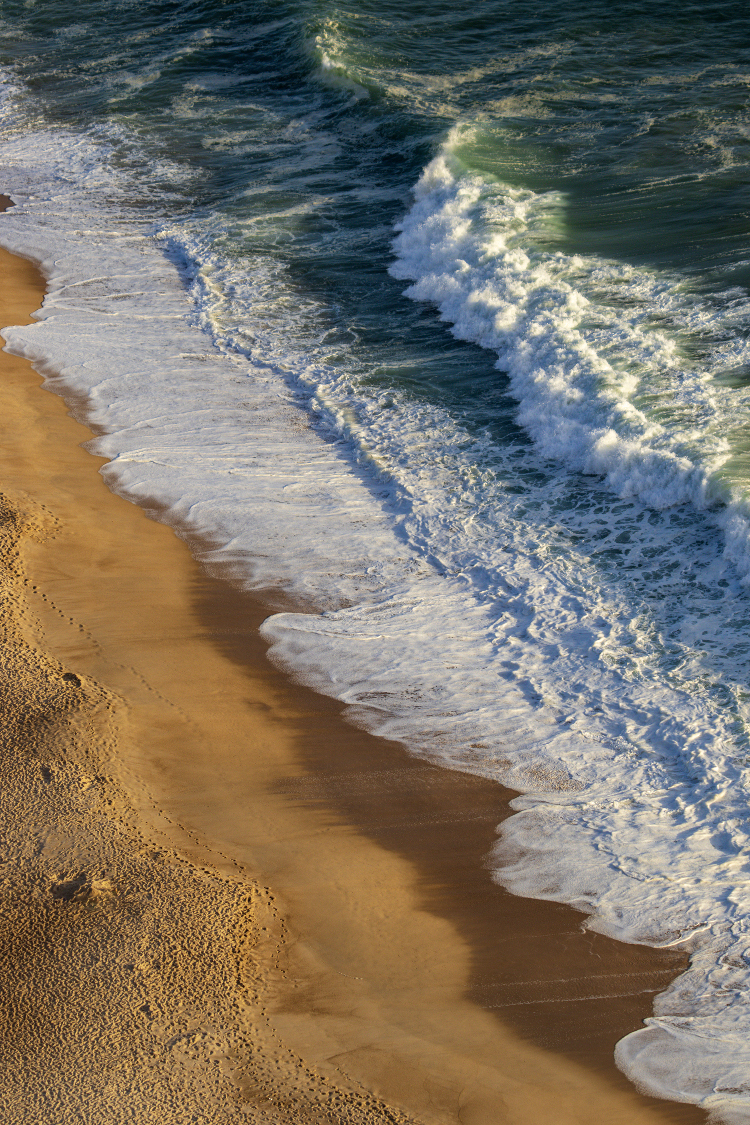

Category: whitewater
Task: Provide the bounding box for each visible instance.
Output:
[3,2,750,1118]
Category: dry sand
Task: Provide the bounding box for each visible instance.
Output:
[0,226,707,1124]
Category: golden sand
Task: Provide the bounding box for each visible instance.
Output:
[0,232,705,1123]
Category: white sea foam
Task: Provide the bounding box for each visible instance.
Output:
[390,135,750,578]
[3,110,750,1118]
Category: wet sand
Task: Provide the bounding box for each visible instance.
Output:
[0,222,707,1123]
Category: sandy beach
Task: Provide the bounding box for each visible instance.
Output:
[0,228,707,1123]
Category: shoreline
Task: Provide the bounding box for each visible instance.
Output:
[0,233,706,1122]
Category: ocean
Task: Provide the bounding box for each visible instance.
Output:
[1,0,750,1117]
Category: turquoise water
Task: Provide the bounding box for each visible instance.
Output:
[4,1,750,1116]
